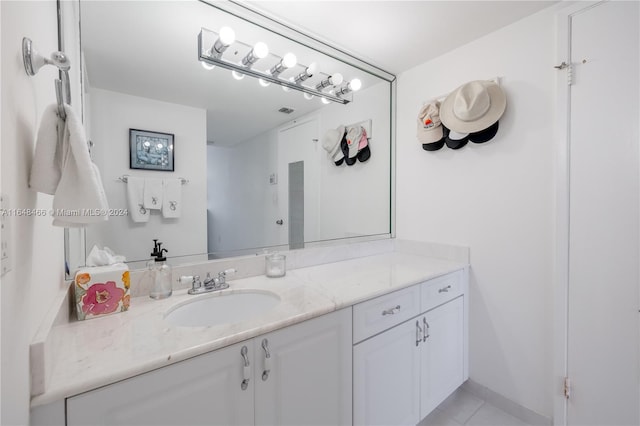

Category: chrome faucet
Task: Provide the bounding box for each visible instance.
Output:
[186,269,235,295]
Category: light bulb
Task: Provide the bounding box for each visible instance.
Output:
[304,93,314,100]
[350,78,362,91]
[282,53,297,68]
[201,61,215,70]
[259,78,271,87]
[282,78,293,92]
[232,70,245,80]
[219,26,235,45]
[331,73,343,86]
[306,62,318,76]
[254,42,269,59]
[321,97,330,104]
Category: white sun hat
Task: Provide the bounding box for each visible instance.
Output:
[440,80,506,134]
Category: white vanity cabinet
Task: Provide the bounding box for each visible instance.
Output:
[65,309,352,426]
[353,270,467,426]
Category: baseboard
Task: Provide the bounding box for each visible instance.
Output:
[462,380,552,426]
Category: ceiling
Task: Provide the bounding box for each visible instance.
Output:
[243,1,558,75]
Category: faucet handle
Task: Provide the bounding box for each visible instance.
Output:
[192,275,202,289]
[203,272,214,288]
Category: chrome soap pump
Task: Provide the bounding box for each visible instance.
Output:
[147,239,172,300]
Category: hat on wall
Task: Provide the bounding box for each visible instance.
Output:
[345,125,362,166]
[440,80,506,134]
[321,125,346,165]
[469,120,500,144]
[357,127,371,162]
[417,101,444,150]
[444,126,469,150]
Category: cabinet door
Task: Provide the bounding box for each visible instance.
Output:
[353,318,421,426]
[67,341,254,426]
[420,296,465,416]
[255,309,352,426]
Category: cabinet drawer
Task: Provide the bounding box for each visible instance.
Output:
[353,285,421,343]
[420,270,463,312]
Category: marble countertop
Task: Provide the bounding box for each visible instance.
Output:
[31,251,466,407]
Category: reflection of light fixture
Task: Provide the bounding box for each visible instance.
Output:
[201,61,215,70]
[270,53,296,77]
[294,62,317,84]
[303,93,314,100]
[282,77,294,92]
[242,42,269,67]
[232,70,245,80]
[212,26,235,58]
[168,144,174,151]
[259,78,271,87]
[156,143,163,149]
[336,78,363,96]
[143,141,150,147]
[321,97,330,105]
[315,73,343,91]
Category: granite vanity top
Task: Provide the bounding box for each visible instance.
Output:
[31,250,467,406]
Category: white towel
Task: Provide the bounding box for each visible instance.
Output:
[30,104,64,194]
[162,179,182,218]
[30,103,109,227]
[143,178,163,210]
[126,176,149,223]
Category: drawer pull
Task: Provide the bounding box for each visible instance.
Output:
[241,346,250,390]
[438,285,452,293]
[382,305,401,316]
[416,320,422,347]
[423,317,430,342]
[261,339,271,381]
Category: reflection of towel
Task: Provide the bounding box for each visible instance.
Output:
[162,179,182,218]
[126,176,149,223]
[31,104,109,227]
[143,178,163,210]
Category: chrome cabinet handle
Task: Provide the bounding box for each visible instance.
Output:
[382,305,401,316]
[416,320,422,347]
[261,339,271,381]
[241,346,250,390]
[423,317,430,342]
[276,219,284,225]
[438,285,452,293]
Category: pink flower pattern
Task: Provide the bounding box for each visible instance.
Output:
[81,281,125,316]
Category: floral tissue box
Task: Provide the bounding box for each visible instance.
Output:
[74,264,130,321]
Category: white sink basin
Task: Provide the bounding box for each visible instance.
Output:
[165,291,281,327]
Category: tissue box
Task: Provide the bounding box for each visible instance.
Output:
[74,264,130,321]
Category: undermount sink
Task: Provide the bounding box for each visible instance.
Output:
[165,290,281,327]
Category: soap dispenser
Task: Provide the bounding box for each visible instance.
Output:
[147,239,172,300]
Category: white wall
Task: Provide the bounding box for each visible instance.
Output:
[207,81,391,255]
[396,5,564,418]
[86,88,208,264]
[1,1,67,424]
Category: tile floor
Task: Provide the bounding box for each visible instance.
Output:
[418,388,532,426]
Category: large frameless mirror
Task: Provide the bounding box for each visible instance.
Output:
[63,0,395,272]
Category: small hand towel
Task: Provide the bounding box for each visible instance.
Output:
[30,104,64,194]
[45,104,109,227]
[143,178,163,210]
[162,178,182,218]
[126,176,149,223]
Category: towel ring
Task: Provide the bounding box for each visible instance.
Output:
[22,37,72,120]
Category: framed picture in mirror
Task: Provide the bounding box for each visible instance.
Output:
[129,128,175,171]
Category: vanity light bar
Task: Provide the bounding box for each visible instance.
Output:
[198,28,354,105]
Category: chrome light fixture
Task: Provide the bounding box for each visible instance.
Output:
[315,73,343,91]
[198,28,361,105]
[335,78,362,96]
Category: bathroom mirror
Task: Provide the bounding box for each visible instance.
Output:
[64,0,394,271]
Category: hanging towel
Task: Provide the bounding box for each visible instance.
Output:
[30,104,64,194]
[52,104,109,227]
[126,176,149,223]
[30,103,109,227]
[162,178,182,218]
[143,178,163,210]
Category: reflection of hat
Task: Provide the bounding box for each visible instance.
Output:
[417,101,444,145]
[322,125,346,165]
[357,128,371,162]
[469,120,499,144]
[440,80,506,133]
[444,126,468,150]
[346,126,362,159]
